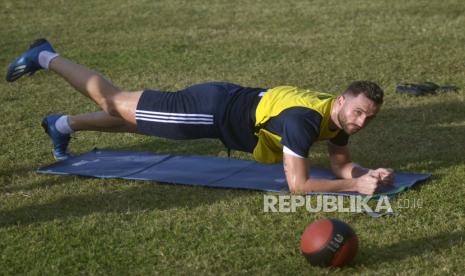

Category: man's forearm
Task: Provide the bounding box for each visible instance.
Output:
[292,177,358,194]
[333,162,370,179]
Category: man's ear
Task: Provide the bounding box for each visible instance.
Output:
[336,95,345,107]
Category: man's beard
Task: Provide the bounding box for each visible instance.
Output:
[337,112,360,135]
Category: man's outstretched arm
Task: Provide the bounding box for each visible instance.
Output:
[327,142,395,185]
[283,153,380,195]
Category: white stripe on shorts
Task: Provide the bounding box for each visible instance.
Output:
[136,110,214,125]
[136,113,213,122]
[135,117,214,125]
[136,110,213,118]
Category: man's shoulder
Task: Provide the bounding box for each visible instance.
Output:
[279,106,324,121]
[269,107,323,133]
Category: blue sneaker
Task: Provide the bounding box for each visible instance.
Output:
[41,114,71,161]
[6,38,56,82]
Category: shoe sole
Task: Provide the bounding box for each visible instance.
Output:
[6,38,51,82]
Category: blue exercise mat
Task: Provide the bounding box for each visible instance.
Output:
[37,149,431,196]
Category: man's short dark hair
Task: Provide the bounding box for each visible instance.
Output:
[344,81,384,105]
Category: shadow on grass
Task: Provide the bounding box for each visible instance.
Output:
[0,181,250,228]
[0,164,76,193]
[358,230,465,266]
[0,167,32,179]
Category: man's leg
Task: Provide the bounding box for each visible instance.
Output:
[41,111,137,160]
[42,57,143,159]
[68,111,138,133]
[6,38,141,124]
[48,56,141,124]
[6,39,144,159]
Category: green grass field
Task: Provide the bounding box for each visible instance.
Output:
[1,0,464,274]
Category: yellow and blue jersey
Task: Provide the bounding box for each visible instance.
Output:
[217,85,349,163]
[252,86,349,163]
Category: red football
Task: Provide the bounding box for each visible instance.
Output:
[300,218,358,267]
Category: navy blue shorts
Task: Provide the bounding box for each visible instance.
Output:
[136,82,241,140]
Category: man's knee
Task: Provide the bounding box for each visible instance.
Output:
[105,105,120,117]
[102,91,141,122]
[98,96,120,117]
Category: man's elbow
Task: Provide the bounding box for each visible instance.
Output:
[288,185,299,194]
[288,179,311,194]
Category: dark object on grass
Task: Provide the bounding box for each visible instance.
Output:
[396,82,458,96]
[300,218,358,267]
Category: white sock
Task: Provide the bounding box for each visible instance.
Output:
[38,51,59,69]
[55,115,74,134]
